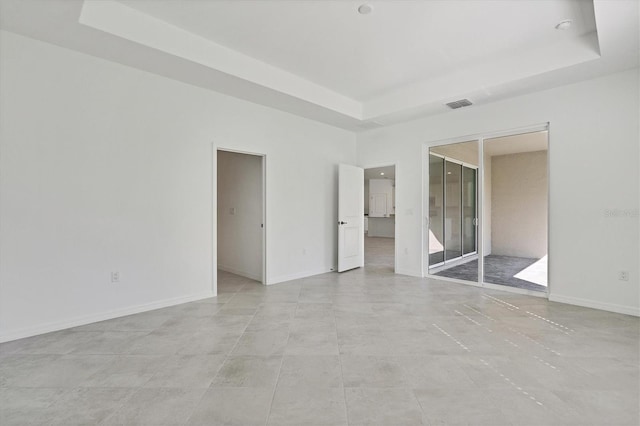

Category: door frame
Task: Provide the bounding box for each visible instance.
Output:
[213,146,267,296]
[421,123,550,298]
[361,162,399,273]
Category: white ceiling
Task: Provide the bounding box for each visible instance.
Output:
[0,0,638,131]
[364,166,395,181]
[114,0,596,102]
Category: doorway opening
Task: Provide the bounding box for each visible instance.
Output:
[216,149,266,292]
[364,165,396,273]
[481,131,548,291]
[425,127,549,294]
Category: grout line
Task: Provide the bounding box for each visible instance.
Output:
[264,280,300,426]
[463,304,498,322]
[505,327,561,356]
[479,357,544,407]
[432,323,470,352]
[453,305,561,385]
[335,302,350,426]
[482,293,574,333]
[183,278,252,426]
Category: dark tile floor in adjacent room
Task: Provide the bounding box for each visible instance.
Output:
[434,255,548,292]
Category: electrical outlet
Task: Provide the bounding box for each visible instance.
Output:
[111,271,120,283]
[618,271,629,281]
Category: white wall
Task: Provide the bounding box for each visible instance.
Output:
[0,31,356,341]
[217,151,263,281]
[491,150,548,258]
[357,68,639,316]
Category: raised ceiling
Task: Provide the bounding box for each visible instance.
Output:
[114,0,597,101]
[1,0,638,131]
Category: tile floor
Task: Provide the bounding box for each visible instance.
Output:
[1,245,638,425]
[363,236,395,273]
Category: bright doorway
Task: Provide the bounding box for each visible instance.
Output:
[364,164,397,273]
[216,149,266,287]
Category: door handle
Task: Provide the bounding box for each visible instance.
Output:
[338,221,348,225]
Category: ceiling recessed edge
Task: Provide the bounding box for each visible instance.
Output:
[78,0,363,121]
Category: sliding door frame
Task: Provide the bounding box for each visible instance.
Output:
[422,123,550,297]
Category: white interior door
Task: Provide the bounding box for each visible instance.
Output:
[338,164,364,272]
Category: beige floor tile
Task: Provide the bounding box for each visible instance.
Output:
[268,385,347,425]
[345,387,423,426]
[231,330,289,356]
[102,388,205,425]
[144,354,226,388]
[211,356,282,388]
[341,355,412,388]
[278,355,343,388]
[187,387,272,426]
[0,242,638,426]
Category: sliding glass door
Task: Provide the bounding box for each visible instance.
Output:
[462,166,477,256]
[429,155,445,266]
[444,160,462,261]
[428,141,478,279]
[426,127,549,294]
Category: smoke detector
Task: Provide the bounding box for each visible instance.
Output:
[358,4,373,15]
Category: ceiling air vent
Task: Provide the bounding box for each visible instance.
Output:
[445,99,473,109]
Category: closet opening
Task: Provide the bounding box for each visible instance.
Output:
[216,149,266,294]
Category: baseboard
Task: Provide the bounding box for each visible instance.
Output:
[267,266,336,285]
[218,264,262,282]
[0,291,215,343]
[395,268,422,277]
[549,294,640,317]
